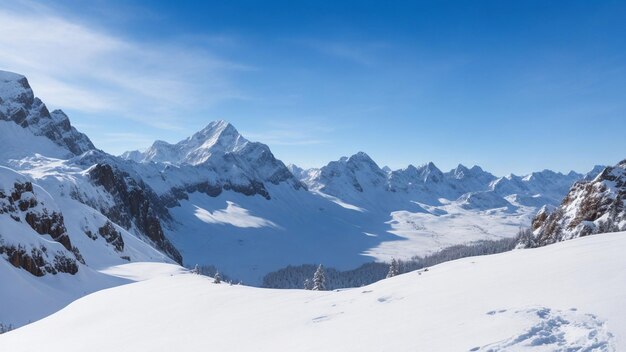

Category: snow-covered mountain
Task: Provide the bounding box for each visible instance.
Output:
[301,151,592,211]
[530,160,626,246]
[0,69,609,330]
[0,71,94,156]
[122,120,303,199]
[2,232,624,351]
[0,71,178,327]
[123,120,248,165]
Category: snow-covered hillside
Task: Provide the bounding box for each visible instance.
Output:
[1,232,623,351]
[0,163,175,327]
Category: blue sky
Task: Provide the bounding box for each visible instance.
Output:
[1,0,625,175]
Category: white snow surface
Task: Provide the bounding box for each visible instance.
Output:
[0,121,71,161]
[1,232,624,351]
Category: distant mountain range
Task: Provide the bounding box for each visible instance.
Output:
[0,69,618,328]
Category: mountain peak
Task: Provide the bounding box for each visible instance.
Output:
[348,151,376,164]
[450,164,470,178]
[195,120,236,137]
[0,70,34,107]
[0,70,95,156]
[131,120,249,165]
[183,120,247,164]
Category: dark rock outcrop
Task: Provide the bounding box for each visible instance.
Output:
[530,161,626,247]
[25,211,72,251]
[89,163,182,263]
[98,221,125,252]
[0,244,78,276]
[0,180,81,276]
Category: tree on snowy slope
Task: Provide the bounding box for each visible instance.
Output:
[386,258,400,278]
[312,264,326,291]
[303,278,312,290]
[214,271,222,284]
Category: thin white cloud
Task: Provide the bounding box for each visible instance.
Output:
[0,2,248,129]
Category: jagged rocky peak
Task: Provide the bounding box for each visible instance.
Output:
[584,165,607,181]
[286,164,305,179]
[415,162,444,183]
[306,152,387,194]
[450,164,470,178]
[121,120,250,165]
[0,70,95,156]
[529,159,626,247]
[347,151,375,163]
[345,152,384,173]
[449,164,492,180]
[132,120,249,165]
[183,120,247,165]
[190,120,243,147]
[121,120,303,201]
[0,71,34,106]
[523,169,581,183]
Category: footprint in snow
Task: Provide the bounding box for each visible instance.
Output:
[474,306,615,351]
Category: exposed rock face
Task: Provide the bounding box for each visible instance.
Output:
[2,181,73,251]
[0,180,79,276]
[88,163,182,264]
[530,161,626,246]
[25,211,72,251]
[98,221,124,252]
[0,70,95,155]
[0,244,78,277]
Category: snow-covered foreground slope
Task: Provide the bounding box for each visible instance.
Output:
[2,232,624,351]
[0,259,183,328]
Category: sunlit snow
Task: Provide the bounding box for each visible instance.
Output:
[193,201,279,229]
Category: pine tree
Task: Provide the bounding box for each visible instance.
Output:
[386,258,399,278]
[213,271,222,284]
[191,264,200,274]
[312,264,326,291]
[303,278,312,290]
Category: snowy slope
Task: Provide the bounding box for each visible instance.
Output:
[0,163,176,326]
[1,232,624,351]
[0,260,184,329]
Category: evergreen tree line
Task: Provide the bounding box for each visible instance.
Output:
[195,264,233,284]
[262,235,521,290]
[0,323,13,334]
